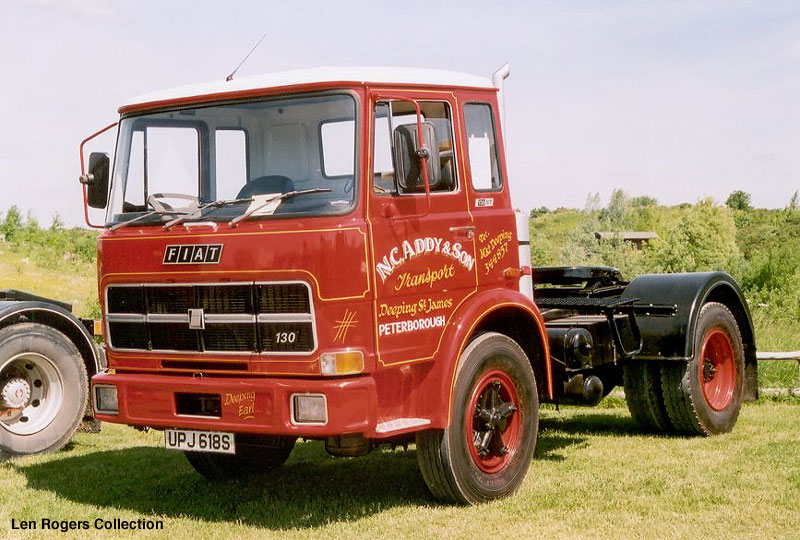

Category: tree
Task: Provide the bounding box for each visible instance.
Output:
[529,206,550,219]
[650,199,741,273]
[1,206,22,241]
[788,191,799,212]
[725,190,752,211]
[631,195,657,207]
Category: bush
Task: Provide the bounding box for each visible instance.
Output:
[726,190,752,211]
[648,199,741,273]
[0,207,97,268]
[1,206,22,241]
[529,206,550,219]
[631,195,657,208]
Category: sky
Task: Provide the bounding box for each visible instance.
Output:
[1,0,799,227]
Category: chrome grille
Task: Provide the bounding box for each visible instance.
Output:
[105,282,315,355]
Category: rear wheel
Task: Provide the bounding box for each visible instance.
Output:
[0,323,88,459]
[623,361,672,432]
[416,332,538,504]
[184,435,296,480]
[661,302,744,435]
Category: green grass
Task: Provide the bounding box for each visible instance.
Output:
[1,403,798,539]
[0,245,97,318]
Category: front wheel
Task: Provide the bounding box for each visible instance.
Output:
[661,302,745,435]
[184,435,296,480]
[416,332,539,504]
[0,323,88,459]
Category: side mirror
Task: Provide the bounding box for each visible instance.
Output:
[80,152,110,209]
[392,122,441,193]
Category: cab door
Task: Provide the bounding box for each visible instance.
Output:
[366,90,478,367]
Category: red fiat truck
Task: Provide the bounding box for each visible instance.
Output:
[80,66,757,504]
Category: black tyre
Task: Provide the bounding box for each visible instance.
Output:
[184,435,296,480]
[661,302,744,436]
[416,332,538,504]
[623,361,672,432]
[0,323,88,459]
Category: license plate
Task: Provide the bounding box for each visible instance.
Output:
[164,429,236,454]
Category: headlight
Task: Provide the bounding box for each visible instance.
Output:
[291,394,327,424]
[93,384,118,414]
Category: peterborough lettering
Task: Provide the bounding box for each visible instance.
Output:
[379,315,447,337]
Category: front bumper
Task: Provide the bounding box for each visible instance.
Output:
[91,372,378,437]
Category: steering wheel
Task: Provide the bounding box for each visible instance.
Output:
[147,193,200,213]
[344,177,354,194]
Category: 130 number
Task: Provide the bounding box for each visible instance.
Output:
[275,331,297,344]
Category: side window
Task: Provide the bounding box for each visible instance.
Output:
[464,104,502,191]
[320,119,355,178]
[372,101,457,194]
[215,129,248,200]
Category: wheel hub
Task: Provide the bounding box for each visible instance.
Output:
[1,377,31,409]
[473,381,517,456]
[1,352,65,435]
[699,329,736,411]
[466,371,522,473]
[702,358,717,383]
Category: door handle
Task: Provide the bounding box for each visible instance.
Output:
[449,225,475,239]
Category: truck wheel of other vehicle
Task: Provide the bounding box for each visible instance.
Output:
[184,435,296,480]
[0,323,87,459]
[623,362,672,432]
[416,332,538,504]
[661,302,744,436]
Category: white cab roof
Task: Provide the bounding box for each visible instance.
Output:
[123,66,495,109]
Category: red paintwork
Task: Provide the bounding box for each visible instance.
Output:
[90,79,553,439]
[699,329,736,411]
[92,371,377,436]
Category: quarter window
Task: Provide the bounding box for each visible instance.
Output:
[320,120,355,177]
[215,129,248,200]
[464,104,502,191]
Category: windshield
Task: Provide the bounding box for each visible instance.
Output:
[107,93,357,226]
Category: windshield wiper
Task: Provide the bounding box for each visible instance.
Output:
[110,209,187,232]
[163,197,253,231]
[229,188,332,228]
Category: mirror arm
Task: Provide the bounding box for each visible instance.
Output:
[79,122,118,229]
[372,92,432,217]
[409,100,431,200]
[78,173,95,185]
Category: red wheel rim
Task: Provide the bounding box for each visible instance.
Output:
[698,329,736,411]
[465,369,522,474]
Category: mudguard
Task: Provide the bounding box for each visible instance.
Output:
[0,297,102,375]
[621,272,757,400]
[427,288,552,426]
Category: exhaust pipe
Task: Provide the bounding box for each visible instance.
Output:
[491,62,511,136]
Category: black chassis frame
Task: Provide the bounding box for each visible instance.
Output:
[531,267,758,401]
